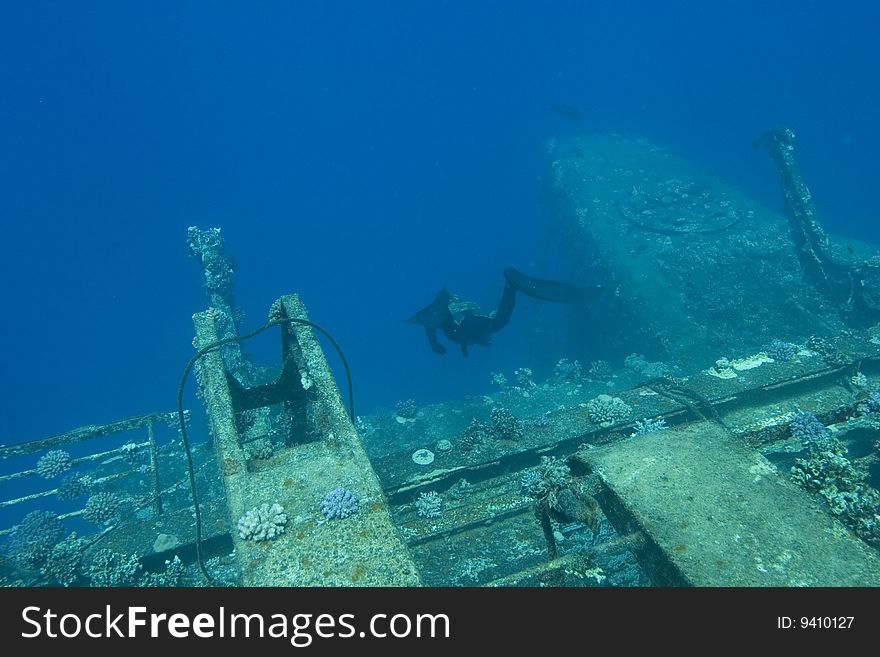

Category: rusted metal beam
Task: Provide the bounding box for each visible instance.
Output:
[0,412,182,460]
[0,441,150,483]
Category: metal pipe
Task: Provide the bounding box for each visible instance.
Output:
[147,421,163,516]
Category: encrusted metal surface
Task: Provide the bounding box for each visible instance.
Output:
[578,421,880,586]
[194,295,419,586]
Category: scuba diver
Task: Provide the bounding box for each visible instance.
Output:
[408,267,601,357]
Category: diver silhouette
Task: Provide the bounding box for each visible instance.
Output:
[407,267,601,357]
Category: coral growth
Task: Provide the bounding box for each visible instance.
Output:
[41,532,87,587]
[790,426,880,548]
[434,439,453,452]
[766,339,798,362]
[630,417,668,437]
[83,492,121,525]
[36,450,72,479]
[395,399,418,419]
[140,556,186,587]
[458,418,493,452]
[806,335,848,366]
[56,473,92,502]
[87,549,142,587]
[415,491,444,519]
[586,395,632,427]
[624,353,677,379]
[490,407,524,441]
[186,226,234,295]
[447,478,474,500]
[514,367,536,388]
[789,411,831,449]
[319,488,360,520]
[554,358,583,382]
[238,503,288,540]
[411,448,435,465]
[6,510,64,567]
[520,456,572,501]
[121,441,146,466]
[587,360,613,379]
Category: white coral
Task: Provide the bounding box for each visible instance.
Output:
[586,394,632,427]
[415,491,444,519]
[238,503,287,542]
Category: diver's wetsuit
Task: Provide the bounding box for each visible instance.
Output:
[431,281,517,357]
[409,267,600,357]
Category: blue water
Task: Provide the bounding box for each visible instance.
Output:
[2,1,878,442]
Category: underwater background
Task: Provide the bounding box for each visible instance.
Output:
[2,2,880,588]
[2,1,879,441]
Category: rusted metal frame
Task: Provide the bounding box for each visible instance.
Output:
[482,531,647,587]
[754,126,848,300]
[0,472,130,535]
[0,440,151,484]
[0,412,180,459]
[404,502,533,548]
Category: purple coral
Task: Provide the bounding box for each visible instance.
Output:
[320,487,360,520]
[7,510,64,566]
[789,411,831,449]
[36,450,72,479]
[766,339,798,362]
[57,473,92,502]
[83,491,121,525]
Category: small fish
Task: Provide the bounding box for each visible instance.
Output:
[550,102,582,120]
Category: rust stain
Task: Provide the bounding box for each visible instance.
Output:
[221,457,242,476]
[351,564,366,583]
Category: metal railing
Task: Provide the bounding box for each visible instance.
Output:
[0,411,189,537]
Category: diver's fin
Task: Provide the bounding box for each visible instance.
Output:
[503,267,601,303]
[407,288,453,328]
